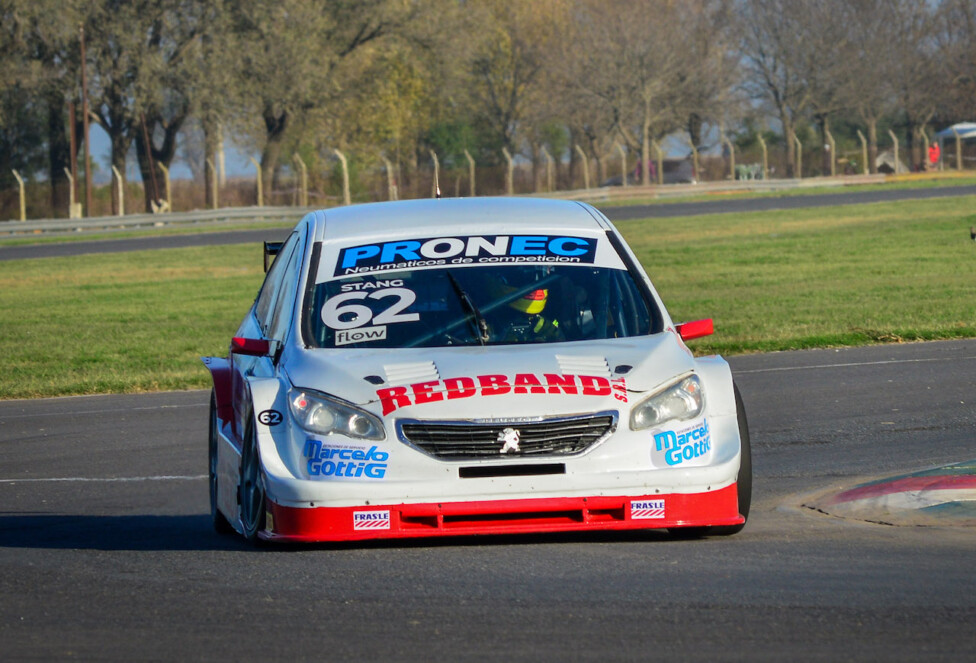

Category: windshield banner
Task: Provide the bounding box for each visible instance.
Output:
[332,235,598,277]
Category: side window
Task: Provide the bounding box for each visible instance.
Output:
[254,233,298,335]
[268,238,303,342]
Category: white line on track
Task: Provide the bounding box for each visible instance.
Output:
[0,402,206,420]
[0,475,206,484]
[734,355,976,374]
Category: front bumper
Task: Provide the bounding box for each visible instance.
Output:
[261,483,743,542]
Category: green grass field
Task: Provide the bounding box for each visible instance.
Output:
[0,195,974,399]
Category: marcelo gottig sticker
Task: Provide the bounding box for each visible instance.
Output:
[353,510,391,530]
[335,325,387,346]
[630,500,665,519]
[652,419,711,467]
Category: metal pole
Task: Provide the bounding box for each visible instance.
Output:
[292,154,307,206]
[80,25,92,217]
[429,150,440,198]
[249,157,263,206]
[574,145,590,190]
[158,163,171,212]
[463,149,475,196]
[825,129,836,177]
[920,128,930,171]
[857,130,868,175]
[792,133,802,179]
[64,167,75,209]
[12,170,26,221]
[382,156,397,201]
[616,143,627,187]
[888,129,900,174]
[652,140,663,185]
[757,135,768,180]
[333,150,351,206]
[502,147,514,195]
[722,134,735,180]
[541,146,554,192]
[952,128,962,171]
[111,165,124,216]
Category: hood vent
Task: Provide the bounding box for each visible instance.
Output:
[383,360,440,386]
[555,354,610,378]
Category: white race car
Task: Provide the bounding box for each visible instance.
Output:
[204,197,750,543]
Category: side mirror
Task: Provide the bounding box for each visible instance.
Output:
[231,337,271,356]
[676,318,713,341]
[263,241,284,272]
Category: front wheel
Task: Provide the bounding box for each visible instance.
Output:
[238,415,267,543]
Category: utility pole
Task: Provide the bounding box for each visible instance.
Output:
[80,25,92,217]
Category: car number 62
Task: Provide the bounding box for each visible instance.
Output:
[321,288,420,330]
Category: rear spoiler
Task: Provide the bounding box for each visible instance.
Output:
[263,241,284,272]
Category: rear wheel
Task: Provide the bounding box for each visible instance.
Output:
[669,382,752,538]
[238,414,266,543]
[209,390,233,535]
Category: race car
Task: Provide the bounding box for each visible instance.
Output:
[203,197,751,543]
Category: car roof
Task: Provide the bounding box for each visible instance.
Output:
[305,197,612,243]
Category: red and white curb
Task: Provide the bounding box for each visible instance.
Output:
[807,460,976,526]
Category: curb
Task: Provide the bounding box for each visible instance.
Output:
[804,460,976,526]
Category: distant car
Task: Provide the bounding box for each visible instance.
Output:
[204,197,750,543]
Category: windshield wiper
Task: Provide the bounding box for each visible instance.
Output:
[445,270,489,345]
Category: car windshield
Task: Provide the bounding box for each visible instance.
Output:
[304,264,659,349]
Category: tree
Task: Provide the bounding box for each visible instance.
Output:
[739,0,813,177]
[669,0,743,162]
[0,0,81,215]
[231,0,401,200]
[570,0,683,186]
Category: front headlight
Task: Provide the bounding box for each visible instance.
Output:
[629,375,704,430]
[288,388,386,440]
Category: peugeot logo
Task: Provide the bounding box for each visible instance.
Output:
[497,427,521,454]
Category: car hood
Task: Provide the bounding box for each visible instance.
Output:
[286,333,697,415]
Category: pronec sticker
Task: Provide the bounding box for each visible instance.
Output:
[334,235,597,276]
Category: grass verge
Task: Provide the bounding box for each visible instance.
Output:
[0,195,974,398]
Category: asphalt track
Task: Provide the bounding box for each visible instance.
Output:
[2,183,975,261]
[1,340,975,660]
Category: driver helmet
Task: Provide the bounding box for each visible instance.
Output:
[489,268,549,315]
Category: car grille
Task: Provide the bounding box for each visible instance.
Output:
[397,413,617,460]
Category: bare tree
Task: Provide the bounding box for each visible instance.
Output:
[840,1,898,173]
[938,0,976,123]
[231,0,397,199]
[739,0,812,177]
[1,0,81,214]
[570,0,683,186]
[887,0,943,170]
[795,1,858,175]
[669,0,743,160]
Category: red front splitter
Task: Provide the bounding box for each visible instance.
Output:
[262,483,743,542]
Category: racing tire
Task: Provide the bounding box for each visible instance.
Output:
[209,390,233,535]
[668,382,752,538]
[238,414,267,543]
